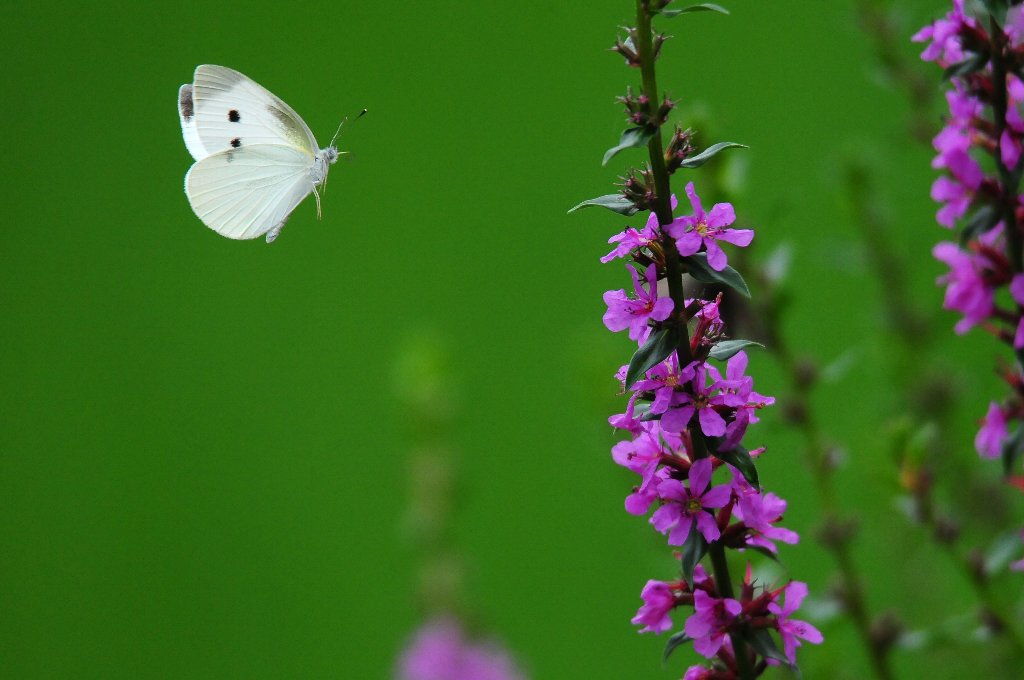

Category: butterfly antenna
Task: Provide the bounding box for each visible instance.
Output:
[329,108,367,148]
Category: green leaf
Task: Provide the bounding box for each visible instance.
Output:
[625,325,681,390]
[981,0,1009,20]
[603,126,656,166]
[679,142,747,169]
[943,52,988,80]
[683,253,751,298]
[680,519,708,582]
[714,444,760,489]
[745,628,793,668]
[961,204,998,244]
[709,339,763,361]
[567,194,639,216]
[661,3,730,17]
[662,630,691,665]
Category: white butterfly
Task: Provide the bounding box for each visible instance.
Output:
[178,65,340,243]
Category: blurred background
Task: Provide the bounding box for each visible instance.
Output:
[2,0,1020,678]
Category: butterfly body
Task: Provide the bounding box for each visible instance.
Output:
[178,65,339,243]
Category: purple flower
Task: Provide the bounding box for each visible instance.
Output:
[707,351,775,450]
[732,475,799,554]
[667,182,753,271]
[650,458,732,545]
[975,401,1008,460]
[684,589,742,659]
[631,579,678,634]
[397,617,527,680]
[602,195,678,262]
[603,263,675,342]
[661,363,735,437]
[912,0,974,65]
[1011,274,1024,348]
[1008,6,1024,47]
[632,354,698,416]
[931,141,984,228]
[767,582,824,664]
[609,382,643,436]
[682,666,714,680]
[612,427,667,515]
[933,241,996,334]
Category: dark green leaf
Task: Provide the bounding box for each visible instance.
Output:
[961,204,999,244]
[709,339,764,361]
[943,52,988,80]
[626,325,681,390]
[1002,424,1023,477]
[662,630,691,665]
[981,0,1009,20]
[679,142,747,169]
[683,253,751,298]
[714,444,760,489]
[661,3,730,17]
[567,194,640,216]
[745,628,792,667]
[680,519,708,582]
[603,126,656,166]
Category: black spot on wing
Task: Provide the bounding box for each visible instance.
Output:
[230,137,241,148]
[228,109,240,122]
[178,84,194,120]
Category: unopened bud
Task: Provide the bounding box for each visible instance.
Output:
[664,126,695,173]
[653,33,670,60]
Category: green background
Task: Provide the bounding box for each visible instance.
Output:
[2,1,1020,678]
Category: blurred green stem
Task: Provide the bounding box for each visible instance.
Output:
[754,280,897,680]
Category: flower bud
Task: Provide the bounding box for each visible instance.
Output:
[610,30,641,67]
[664,125,696,173]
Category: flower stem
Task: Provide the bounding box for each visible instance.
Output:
[634,1,690,356]
[633,1,746,676]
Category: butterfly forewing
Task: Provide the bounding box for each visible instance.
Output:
[190,65,319,159]
[185,145,316,240]
[178,84,208,161]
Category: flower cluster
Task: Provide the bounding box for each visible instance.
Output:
[602,183,819,675]
[916,1,1024,565]
[578,4,822,675]
[633,566,821,675]
[396,617,527,680]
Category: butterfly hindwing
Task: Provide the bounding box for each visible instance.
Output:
[184,145,316,240]
[189,64,319,159]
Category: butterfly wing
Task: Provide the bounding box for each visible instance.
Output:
[178,84,208,161]
[184,145,316,240]
[189,65,319,158]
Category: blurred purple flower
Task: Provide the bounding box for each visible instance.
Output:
[975,401,1008,460]
[397,617,526,680]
